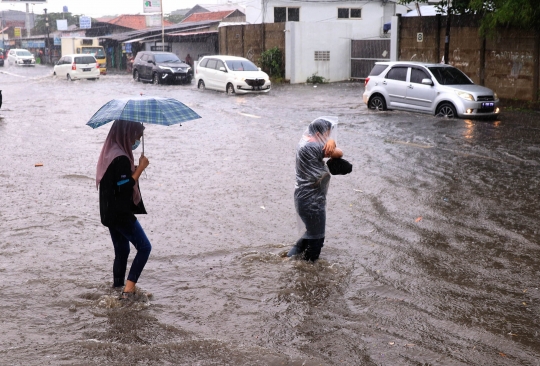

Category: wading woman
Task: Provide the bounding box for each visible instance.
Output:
[287,117,343,261]
[96,120,151,300]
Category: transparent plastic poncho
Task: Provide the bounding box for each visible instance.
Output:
[294,116,338,239]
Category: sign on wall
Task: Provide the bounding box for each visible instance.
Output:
[79,16,91,29]
[143,0,161,13]
[14,27,21,37]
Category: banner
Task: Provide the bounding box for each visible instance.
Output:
[79,16,91,29]
[14,27,21,37]
[143,0,161,13]
[56,19,68,31]
[146,14,161,27]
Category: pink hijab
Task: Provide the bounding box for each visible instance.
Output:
[96,120,145,204]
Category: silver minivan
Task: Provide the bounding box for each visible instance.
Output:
[363,61,500,119]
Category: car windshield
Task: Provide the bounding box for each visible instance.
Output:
[428,66,473,85]
[225,60,259,71]
[16,50,32,56]
[155,54,181,63]
[82,47,105,58]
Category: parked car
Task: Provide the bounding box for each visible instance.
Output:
[7,49,35,66]
[0,49,4,67]
[195,55,271,95]
[363,61,500,119]
[132,51,192,85]
[53,54,100,81]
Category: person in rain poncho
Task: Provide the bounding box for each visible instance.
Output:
[96,120,151,300]
[287,117,343,261]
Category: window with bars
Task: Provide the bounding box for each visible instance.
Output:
[337,8,362,19]
[314,51,330,61]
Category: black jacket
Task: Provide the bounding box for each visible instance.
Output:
[99,156,146,227]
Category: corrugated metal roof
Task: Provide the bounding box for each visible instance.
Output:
[101,20,219,42]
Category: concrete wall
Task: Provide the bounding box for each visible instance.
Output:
[285,22,351,83]
[396,14,540,101]
[244,0,407,39]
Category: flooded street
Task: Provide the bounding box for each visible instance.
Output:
[1,64,540,365]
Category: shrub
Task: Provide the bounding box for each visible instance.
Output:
[306,73,328,84]
[259,47,283,78]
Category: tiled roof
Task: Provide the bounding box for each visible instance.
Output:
[105,15,173,30]
[181,10,234,23]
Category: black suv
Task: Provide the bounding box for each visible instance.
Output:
[132,51,192,85]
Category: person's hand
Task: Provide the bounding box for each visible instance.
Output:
[138,154,149,170]
[323,139,336,157]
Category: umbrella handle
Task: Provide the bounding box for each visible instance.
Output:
[142,124,145,154]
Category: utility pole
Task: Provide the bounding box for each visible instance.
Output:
[25,3,31,37]
[44,8,49,64]
[161,0,165,51]
[443,0,452,64]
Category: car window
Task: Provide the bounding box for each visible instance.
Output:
[66,56,72,63]
[385,67,408,81]
[141,54,149,62]
[154,53,180,63]
[81,47,105,58]
[199,58,208,68]
[369,64,388,76]
[428,66,473,85]
[206,59,217,69]
[216,60,226,70]
[410,68,430,84]
[225,59,258,71]
[75,56,96,64]
[16,50,32,56]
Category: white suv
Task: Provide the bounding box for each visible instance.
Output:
[53,54,100,81]
[195,55,271,95]
[7,49,35,66]
[363,61,500,119]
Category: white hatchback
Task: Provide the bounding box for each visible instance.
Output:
[53,54,100,81]
[195,55,271,95]
[7,49,35,66]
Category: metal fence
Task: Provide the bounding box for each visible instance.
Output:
[351,39,390,79]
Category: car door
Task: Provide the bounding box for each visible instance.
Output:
[214,59,229,91]
[205,58,218,89]
[138,54,149,80]
[56,56,66,75]
[405,67,438,111]
[383,66,409,108]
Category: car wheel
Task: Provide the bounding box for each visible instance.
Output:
[198,79,205,90]
[152,73,159,85]
[436,102,457,118]
[226,83,235,95]
[53,71,56,76]
[133,70,140,81]
[369,95,387,111]
[67,74,73,81]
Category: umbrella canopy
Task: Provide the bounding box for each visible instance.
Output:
[86,96,201,129]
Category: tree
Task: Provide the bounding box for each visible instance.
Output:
[33,12,92,35]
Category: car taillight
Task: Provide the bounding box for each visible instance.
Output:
[96,62,100,68]
[72,63,76,71]
[365,77,370,87]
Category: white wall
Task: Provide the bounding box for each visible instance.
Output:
[142,37,216,61]
[285,22,351,84]
[245,0,408,39]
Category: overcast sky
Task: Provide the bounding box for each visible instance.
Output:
[0,0,239,18]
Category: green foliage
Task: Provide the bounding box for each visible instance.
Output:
[165,13,186,24]
[259,47,283,78]
[306,73,328,84]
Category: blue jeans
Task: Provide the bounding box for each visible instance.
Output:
[109,220,152,287]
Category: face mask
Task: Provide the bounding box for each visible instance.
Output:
[132,139,141,150]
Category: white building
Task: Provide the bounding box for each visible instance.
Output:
[239,0,408,83]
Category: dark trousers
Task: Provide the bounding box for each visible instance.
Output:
[287,237,325,261]
[109,220,152,287]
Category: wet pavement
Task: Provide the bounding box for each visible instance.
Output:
[1,64,540,365]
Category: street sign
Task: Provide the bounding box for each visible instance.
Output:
[79,16,91,29]
[14,27,21,37]
[143,0,161,13]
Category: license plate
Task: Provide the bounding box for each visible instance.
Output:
[481,102,494,108]
[83,68,91,72]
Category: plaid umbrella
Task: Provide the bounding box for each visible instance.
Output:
[86,96,201,129]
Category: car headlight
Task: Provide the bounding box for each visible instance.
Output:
[456,90,474,101]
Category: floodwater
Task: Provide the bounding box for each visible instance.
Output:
[1,64,540,365]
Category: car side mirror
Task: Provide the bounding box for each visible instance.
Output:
[421,78,433,86]
[219,67,227,72]
[147,60,154,64]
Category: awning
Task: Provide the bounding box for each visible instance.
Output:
[167,30,218,37]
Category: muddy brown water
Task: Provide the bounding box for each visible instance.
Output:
[1,65,540,365]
